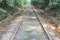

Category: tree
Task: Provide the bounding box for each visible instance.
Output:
[45,0,50,6]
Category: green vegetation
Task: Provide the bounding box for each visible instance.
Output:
[31,0,49,9]
[0,0,28,25]
[31,0,60,20]
[0,0,60,24]
[0,8,7,21]
[31,0,60,10]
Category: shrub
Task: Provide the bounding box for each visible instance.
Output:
[48,2,60,10]
[31,0,47,9]
[6,0,16,7]
[0,8,7,21]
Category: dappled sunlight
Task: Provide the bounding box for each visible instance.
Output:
[15,16,24,22]
[24,16,36,19]
[25,24,42,31]
[21,25,47,40]
[43,22,60,40]
[49,32,55,36]
[0,0,60,40]
[39,16,60,40]
[31,17,36,19]
[48,30,60,40]
[26,27,37,31]
[54,37,60,40]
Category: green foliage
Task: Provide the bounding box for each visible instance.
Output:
[15,0,22,7]
[6,0,15,7]
[48,2,59,9]
[0,0,2,3]
[0,0,29,7]
[31,0,48,9]
[0,0,5,7]
[31,0,60,10]
[47,0,60,10]
[15,0,28,7]
[0,0,29,21]
[0,8,7,21]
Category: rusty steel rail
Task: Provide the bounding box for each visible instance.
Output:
[33,9,52,40]
[10,7,52,40]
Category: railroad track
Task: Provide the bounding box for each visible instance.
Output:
[10,7,52,40]
[10,19,23,40]
[33,9,52,40]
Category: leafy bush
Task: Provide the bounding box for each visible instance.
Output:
[6,0,15,7]
[0,0,2,3]
[0,0,29,22]
[0,0,6,7]
[48,2,60,9]
[31,0,47,9]
[14,0,28,7]
[0,8,7,21]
